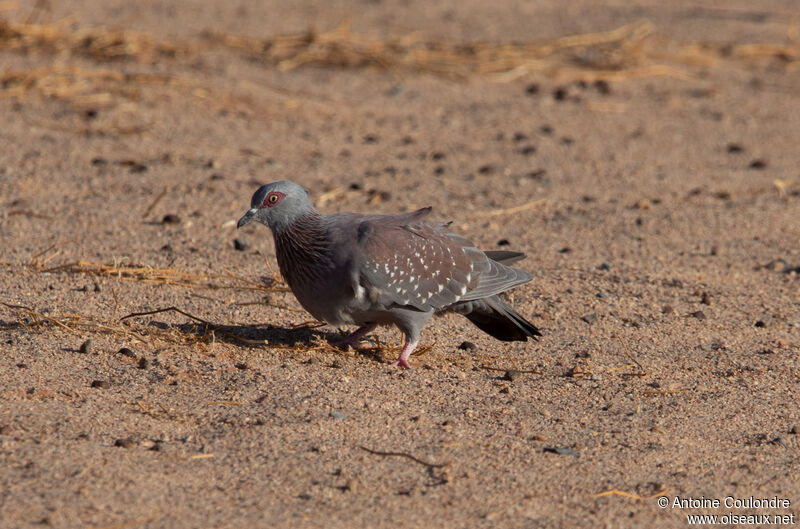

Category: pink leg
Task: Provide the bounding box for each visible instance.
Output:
[328,324,376,349]
[391,339,418,369]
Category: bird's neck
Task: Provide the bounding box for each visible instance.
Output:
[272,212,330,287]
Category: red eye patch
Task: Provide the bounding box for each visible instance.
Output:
[262,191,286,208]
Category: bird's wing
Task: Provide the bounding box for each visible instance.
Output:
[356,209,482,311]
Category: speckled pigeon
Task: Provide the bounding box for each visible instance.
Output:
[237,181,540,367]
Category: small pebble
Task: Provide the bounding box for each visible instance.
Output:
[553,87,568,101]
[754,320,766,328]
[497,239,510,246]
[690,310,707,320]
[701,292,712,305]
[544,446,578,457]
[517,145,536,156]
[137,357,149,369]
[598,262,611,271]
[233,238,249,251]
[90,380,111,389]
[458,341,477,353]
[118,347,136,357]
[162,214,181,224]
[525,83,540,95]
[789,425,798,435]
[78,339,93,354]
[748,159,767,170]
[331,359,343,369]
[330,411,346,420]
[114,438,136,448]
[662,305,674,315]
[581,313,597,325]
[502,370,519,382]
[234,362,248,370]
[594,80,611,94]
[726,143,744,153]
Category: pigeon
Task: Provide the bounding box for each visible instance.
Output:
[237,181,540,367]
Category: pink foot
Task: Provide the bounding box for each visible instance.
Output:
[391,339,417,368]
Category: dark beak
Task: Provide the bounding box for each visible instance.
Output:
[237,208,257,228]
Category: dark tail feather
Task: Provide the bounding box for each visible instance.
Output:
[483,250,526,266]
[464,295,541,342]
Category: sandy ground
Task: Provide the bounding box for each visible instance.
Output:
[1,1,799,528]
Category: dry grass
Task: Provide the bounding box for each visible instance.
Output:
[2,14,799,108]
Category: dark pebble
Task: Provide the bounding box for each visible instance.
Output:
[363,134,379,144]
[497,239,510,246]
[210,173,224,180]
[598,262,611,271]
[233,238,249,251]
[754,320,766,328]
[160,244,173,252]
[331,359,343,369]
[114,438,136,448]
[129,164,148,173]
[748,159,767,170]
[478,164,496,175]
[78,339,93,354]
[594,80,611,94]
[434,166,445,175]
[502,370,519,382]
[539,125,553,135]
[544,446,578,457]
[137,357,149,369]
[330,411,346,420]
[525,83,540,95]
[770,437,786,447]
[234,362,248,370]
[513,132,528,142]
[726,143,744,153]
[662,305,674,315]
[558,247,571,254]
[91,157,108,166]
[689,310,707,320]
[525,169,547,181]
[517,145,536,156]
[458,341,477,353]
[553,87,568,101]
[789,425,798,435]
[162,214,181,224]
[118,347,136,358]
[701,292,712,305]
[431,151,446,160]
[596,291,607,298]
[90,380,111,389]
[560,137,574,145]
[581,313,597,325]
[93,282,101,292]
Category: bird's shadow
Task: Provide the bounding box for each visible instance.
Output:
[143,319,392,363]
[145,319,331,348]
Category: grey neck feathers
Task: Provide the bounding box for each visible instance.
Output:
[272,212,332,288]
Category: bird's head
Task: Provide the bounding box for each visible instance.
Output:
[237,181,315,232]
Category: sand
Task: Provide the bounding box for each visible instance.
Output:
[1,1,798,527]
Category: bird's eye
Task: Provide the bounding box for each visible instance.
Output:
[268,194,278,204]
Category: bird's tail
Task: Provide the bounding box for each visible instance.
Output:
[463,295,541,342]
